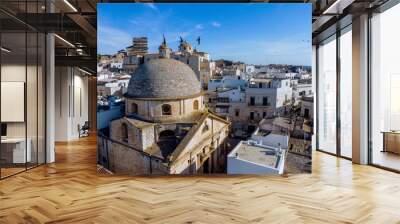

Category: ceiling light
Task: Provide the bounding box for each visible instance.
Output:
[78,67,93,76]
[322,0,355,15]
[63,0,78,12]
[54,34,75,48]
[1,47,11,53]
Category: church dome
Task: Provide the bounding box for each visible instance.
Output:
[126,58,201,99]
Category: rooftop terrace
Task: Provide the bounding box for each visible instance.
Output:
[229,141,283,168]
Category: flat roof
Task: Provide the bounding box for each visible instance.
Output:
[229,142,280,168]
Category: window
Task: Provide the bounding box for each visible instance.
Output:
[250,112,255,120]
[317,35,337,154]
[262,112,266,118]
[339,26,352,158]
[162,104,172,115]
[370,4,400,171]
[193,100,199,110]
[131,103,138,114]
[235,109,240,117]
[250,97,255,106]
[121,123,128,142]
[263,97,269,106]
[258,83,262,88]
[216,107,229,114]
[304,108,310,119]
[202,123,209,133]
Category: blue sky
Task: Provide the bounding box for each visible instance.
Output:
[98,3,311,66]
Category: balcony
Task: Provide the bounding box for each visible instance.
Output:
[248,103,271,107]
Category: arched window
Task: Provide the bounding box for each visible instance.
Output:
[131,103,138,114]
[193,100,199,110]
[121,123,128,142]
[162,104,172,115]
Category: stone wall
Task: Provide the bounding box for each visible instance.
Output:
[170,115,230,174]
[98,135,170,175]
[141,125,155,150]
[126,96,203,122]
[288,138,311,155]
[110,118,155,151]
[108,142,170,175]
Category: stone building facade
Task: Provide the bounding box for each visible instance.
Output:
[106,42,230,175]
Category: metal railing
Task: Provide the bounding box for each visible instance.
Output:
[248,102,271,106]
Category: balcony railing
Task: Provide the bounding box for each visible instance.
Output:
[248,103,271,107]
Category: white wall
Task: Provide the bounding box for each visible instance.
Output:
[1,63,47,164]
[55,67,89,141]
[227,157,280,174]
[217,88,245,103]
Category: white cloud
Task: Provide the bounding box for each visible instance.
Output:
[145,3,158,11]
[211,21,221,28]
[195,24,203,30]
[98,26,132,53]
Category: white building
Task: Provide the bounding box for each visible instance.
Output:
[97,80,121,97]
[250,131,289,150]
[246,78,293,120]
[245,65,255,74]
[212,87,246,117]
[217,87,245,103]
[97,75,130,97]
[295,73,311,79]
[227,141,286,175]
[272,72,297,79]
[110,62,123,69]
[300,95,314,120]
[97,71,113,81]
[222,68,241,77]
[293,79,312,105]
[208,75,247,91]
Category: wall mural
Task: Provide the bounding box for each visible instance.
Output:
[96,3,313,175]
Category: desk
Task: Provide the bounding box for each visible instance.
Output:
[1,138,31,163]
[382,131,400,154]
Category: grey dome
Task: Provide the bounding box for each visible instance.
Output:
[126,58,201,99]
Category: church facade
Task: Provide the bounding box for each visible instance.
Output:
[106,40,230,175]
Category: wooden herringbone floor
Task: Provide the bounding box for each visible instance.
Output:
[1,136,400,224]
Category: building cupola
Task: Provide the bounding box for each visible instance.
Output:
[159,34,171,58]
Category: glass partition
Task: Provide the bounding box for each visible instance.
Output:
[317,35,337,154]
[0,31,28,177]
[339,26,352,158]
[370,3,400,171]
[0,1,46,179]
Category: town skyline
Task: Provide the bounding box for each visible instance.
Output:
[98,3,312,66]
